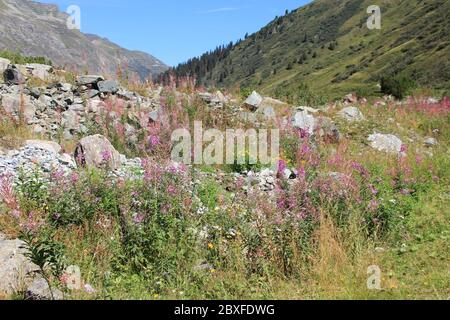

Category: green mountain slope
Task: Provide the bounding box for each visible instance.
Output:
[162,0,450,99]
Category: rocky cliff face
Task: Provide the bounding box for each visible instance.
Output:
[0,0,168,80]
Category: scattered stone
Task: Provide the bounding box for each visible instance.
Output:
[26,277,63,300]
[85,89,99,98]
[374,247,386,253]
[338,106,365,122]
[292,110,316,135]
[29,87,41,99]
[424,137,437,147]
[57,83,72,92]
[243,91,263,111]
[76,75,104,86]
[368,133,404,154]
[98,80,119,94]
[257,105,276,119]
[343,93,358,104]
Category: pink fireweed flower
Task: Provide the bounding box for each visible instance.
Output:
[368,199,379,212]
[0,174,18,209]
[297,128,310,139]
[400,144,408,155]
[295,211,308,221]
[133,213,145,224]
[369,184,379,195]
[277,160,287,178]
[11,209,20,217]
[19,211,43,233]
[297,167,306,180]
[351,161,370,178]
[51,169,65,181]
[101,149,112,162]
[84,284,96,294]
[415,155,423,165]
[148,135,160,151]
[70,172,79,184]
[59,273,69,285]
[167,185,177,195]
[235,177,245,190]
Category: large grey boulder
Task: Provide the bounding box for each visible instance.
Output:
[3,65,25,85]
[338,107,365,122]
[74,134,122,170]
[292,110,316,135]
[98,80,119,94]
[0,237,40,296]
[368,133,403,154]
[243,91,263,111]
[23,64,53,80]
[1,93,36,121]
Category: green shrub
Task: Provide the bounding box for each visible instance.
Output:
[0,50,53,66]
[380,74,416,99]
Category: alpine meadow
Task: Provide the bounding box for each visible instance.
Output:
[0,0,448,304]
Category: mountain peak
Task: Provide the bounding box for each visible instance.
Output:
[0,0,168,80]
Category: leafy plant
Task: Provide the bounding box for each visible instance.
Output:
[20,231,66,300]
[381,74,416,99]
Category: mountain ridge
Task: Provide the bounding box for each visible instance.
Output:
[0,0,168,80]
[162,0,450,99]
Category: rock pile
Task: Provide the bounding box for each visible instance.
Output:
[0,140,75,178]
[1,65,161,140]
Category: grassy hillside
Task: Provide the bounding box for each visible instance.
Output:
[163,0,450,100]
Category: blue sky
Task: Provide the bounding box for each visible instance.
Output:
[39,0,311,66]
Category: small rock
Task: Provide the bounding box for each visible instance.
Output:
[368,133,404,154]
[98,80,119,94]
[26,277,63,300]
[292,110,316,135]
[243,91,263,111]
[338,107,365,122]
[424,137,437,147]
[76,75,104,86]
